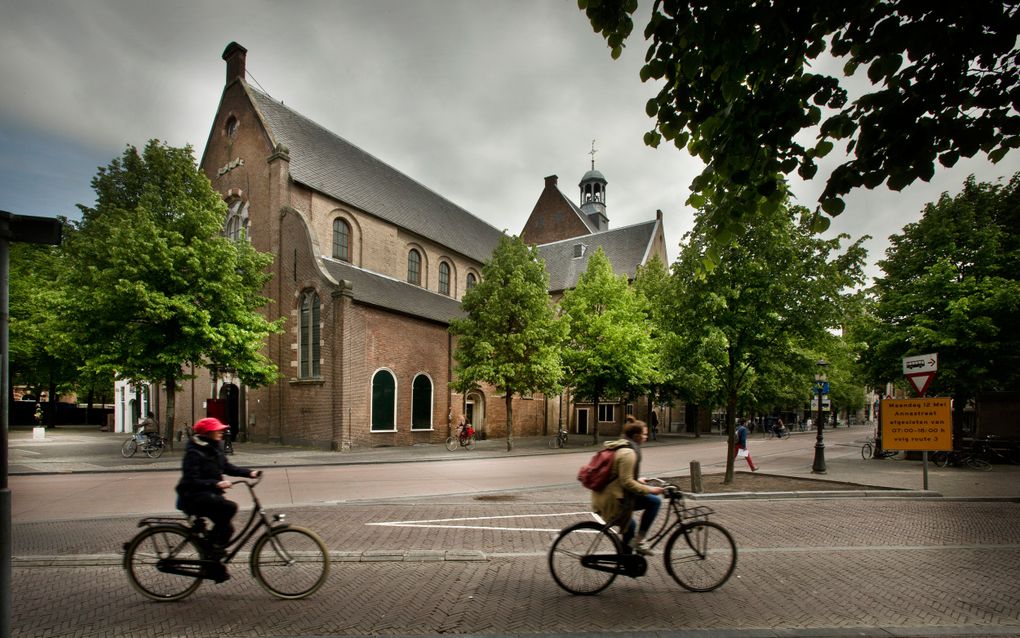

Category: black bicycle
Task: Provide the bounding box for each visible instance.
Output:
[123,476,330,601]
[549,428,569,449]
[121,432,168,459]
[548,479,737,595]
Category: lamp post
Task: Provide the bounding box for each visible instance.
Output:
[812,359,828,474]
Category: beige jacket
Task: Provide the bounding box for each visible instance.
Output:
[590,439,654,527]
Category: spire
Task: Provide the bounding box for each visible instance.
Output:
[579,140,608,231]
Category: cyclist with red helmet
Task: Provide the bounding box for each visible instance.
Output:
[175,417,260,582]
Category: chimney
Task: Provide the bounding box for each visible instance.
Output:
[544,175,558,188]
[222,42,248,85]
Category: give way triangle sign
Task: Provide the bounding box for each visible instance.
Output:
[906,372,936,397]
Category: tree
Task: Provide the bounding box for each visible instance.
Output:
[60,140,283,442]
[632,255,679,425]
[581,1,1019,248]
[665,199,867,482]
[9,242,78,424]
[868,173,1020,436]
[560,248,657,444]
[449,234,565,452]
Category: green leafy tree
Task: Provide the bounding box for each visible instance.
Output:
[9,242,77,423]
[580,1,1019,249]
[666,200,867,481]
[868,173,1020,436]
[449,235,565,452]
[60,140,283,442]
[561,248,657,444]
[632,255,673,423]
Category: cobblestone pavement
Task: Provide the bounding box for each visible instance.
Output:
[11,490,1020,637]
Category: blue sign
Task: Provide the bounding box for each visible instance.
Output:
[813,381,830,395]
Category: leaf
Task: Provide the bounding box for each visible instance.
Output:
[820,197,845,216]
[687,193,706,209]
[814,140,834,158]
[809,213,831,233]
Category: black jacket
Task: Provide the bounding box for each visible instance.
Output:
[175,436,253,511]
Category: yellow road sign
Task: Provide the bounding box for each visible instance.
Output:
[880,398,952,451]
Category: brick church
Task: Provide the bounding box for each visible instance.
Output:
[115,42,668,448]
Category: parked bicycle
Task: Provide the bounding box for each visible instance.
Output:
[861,433,899,460]
[121,431,168,459]
[122,476,330,601]
[931,448,991,471]
[548,428,569,449]
[445,425,476,451]
[548,478,737,595]
[767,425,790,440]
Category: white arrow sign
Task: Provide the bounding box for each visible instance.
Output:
[903,353,938,375]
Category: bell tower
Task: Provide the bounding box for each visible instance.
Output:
[579,140,608,231]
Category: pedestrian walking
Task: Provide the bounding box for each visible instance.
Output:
[735,418,758,471]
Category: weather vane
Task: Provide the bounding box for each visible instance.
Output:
[589,139,598,170]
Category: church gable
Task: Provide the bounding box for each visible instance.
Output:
[520,175,596,246]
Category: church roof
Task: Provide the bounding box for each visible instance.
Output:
[247,85,503,264]
[322,258,465,325]
[538,219,659,293]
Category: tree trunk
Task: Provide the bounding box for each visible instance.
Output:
[505,390,513,452]
[164,375,176,450]
[47,376,57,428]
[591,385,602,446]
[724,388,737,484]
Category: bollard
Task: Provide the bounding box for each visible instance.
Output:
[690,460,703,493]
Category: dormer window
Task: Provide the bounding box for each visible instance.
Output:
[573,244,586,259]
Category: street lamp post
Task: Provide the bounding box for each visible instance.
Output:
[812,359,828,474]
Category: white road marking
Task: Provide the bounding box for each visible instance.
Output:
[368,511,598,532]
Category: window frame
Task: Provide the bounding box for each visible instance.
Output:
[332,218,351,262]
[299,290,321,379]
[438,261,451,296]
[597,403,615,423]
[410,373,434,431]
[370,369,398,432]
[407,249,422,285]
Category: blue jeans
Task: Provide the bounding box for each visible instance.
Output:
[622,492,662,544]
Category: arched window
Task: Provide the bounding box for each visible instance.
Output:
[225,199,250,242]
[299,290,320,378]
[371,369,396,431]
[411,374,433,430]
[332,218,351,261]
[438,262,450,296]
[466,272,477,291]
[407,249,421,285]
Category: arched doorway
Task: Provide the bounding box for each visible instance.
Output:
[465,391,485,438]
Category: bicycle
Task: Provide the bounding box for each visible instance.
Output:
[768,426,790,440]
[445,426,476,451]
[548,428,569,449]
[548,478,737,595]
[931,441,994,471]
[122,476,330,601]
[861,433,899,460]
[121,431,168,459]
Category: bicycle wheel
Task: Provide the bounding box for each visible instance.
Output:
[861,442,873,460]
[549,435,563,449]
[121,438,138,458]
[124,525,203,601]
[664,520,737,592]
[251,526,330,599]
[144,438,165,459]
[445,436,458,452]
[465,435,476,450]
[965,456,992,471]
[931,451,950,468]
[548,521,621,595]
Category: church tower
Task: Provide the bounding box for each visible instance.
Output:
[579,141,608,231]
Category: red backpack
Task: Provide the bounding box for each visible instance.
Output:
[577,446,623,491]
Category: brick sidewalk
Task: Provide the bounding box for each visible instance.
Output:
[11,496,1020,637]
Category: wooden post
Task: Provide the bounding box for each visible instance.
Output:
[690,460,703,493]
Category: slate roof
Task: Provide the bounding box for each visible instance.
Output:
[538,219,659,293]
[322,258,465,325]
[246,85,504,264]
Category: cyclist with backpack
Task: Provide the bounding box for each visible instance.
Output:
[589,417,666,555]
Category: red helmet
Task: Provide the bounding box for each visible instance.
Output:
[193,417,228,435]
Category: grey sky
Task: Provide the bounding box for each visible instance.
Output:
[2,0,1016,282]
